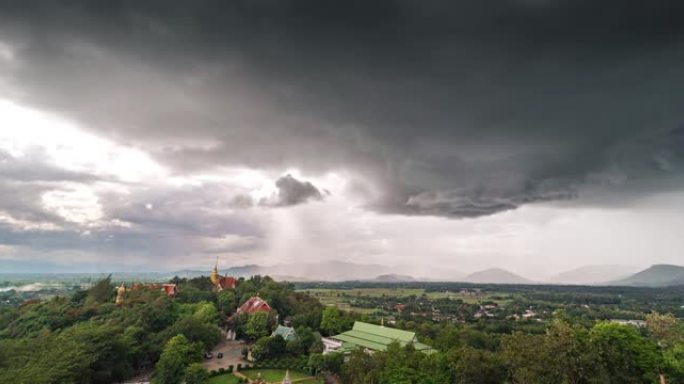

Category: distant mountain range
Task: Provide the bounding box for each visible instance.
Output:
[9,262,684,287]
[549,265,641,286]
[171,263,684,287]
[218,261,389,281]
[370,274,415,282]
[462,268,533,284]
[212,261,466,282]
[611,264,684,287]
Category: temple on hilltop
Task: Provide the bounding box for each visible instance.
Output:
[210,257,237,291]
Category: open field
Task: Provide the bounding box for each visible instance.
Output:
[298,288,422,313]
[299,287,511,308]
[424,290,512,305]
[302,287,425,298]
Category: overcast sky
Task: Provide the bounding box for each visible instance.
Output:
[1,1,684,278]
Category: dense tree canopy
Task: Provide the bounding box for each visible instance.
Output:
[2,275,683,384]
[0,274,323,383]
[152,334,203,384]
[333,317,684,384]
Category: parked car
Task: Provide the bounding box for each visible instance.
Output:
[217,352,224,359]
[204,352,214,359]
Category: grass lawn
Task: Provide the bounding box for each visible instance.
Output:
[242,369,312,382]
[207,373,241,384]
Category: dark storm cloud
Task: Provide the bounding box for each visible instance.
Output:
[270,174,324,206]
[2,0,684,217]
[0,150,96,184]
[99,182,264,238]
[0,181,61,225]
[0,178,267,265]
[0,149,79,225]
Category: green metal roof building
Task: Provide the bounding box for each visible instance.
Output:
[329,321,435,354]
[271,325,297,342]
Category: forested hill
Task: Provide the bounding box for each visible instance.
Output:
[613,264,684,287]
[463,268,533,284]
[0,275,322,384]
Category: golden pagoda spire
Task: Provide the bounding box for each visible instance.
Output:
[210,256,220,286]
[115,282,126,305]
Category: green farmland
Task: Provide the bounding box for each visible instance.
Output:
[298,287,511,311]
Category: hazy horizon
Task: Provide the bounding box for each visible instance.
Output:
[0,257,656,283]
[2,1,684,280]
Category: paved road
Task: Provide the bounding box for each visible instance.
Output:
[203,339,247,371]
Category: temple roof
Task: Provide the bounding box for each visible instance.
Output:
[237,296,271,314]
[216,276,236,289]
[331,321,435,354]
[272,325,297,341]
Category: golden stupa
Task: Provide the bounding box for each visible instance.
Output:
[210,257,220,286]
[115,283,126,305]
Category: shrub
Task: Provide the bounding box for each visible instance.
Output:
[228,365,233,372]
[236,363,242,371]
